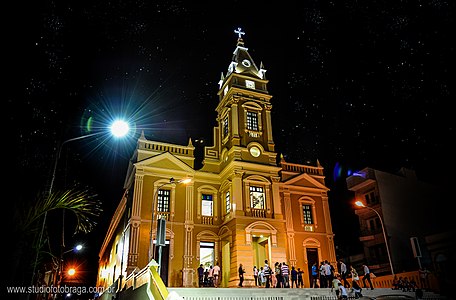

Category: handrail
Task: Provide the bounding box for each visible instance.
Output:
[147,259,169,300]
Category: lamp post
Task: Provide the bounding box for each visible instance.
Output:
[355,201,394,275]
[30,119,130,287]
[56,244,83,296]
[148,178,191,272]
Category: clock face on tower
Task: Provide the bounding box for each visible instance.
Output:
[249,146,261,157]
[242,59,251,67]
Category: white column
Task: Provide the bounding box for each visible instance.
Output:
[183,184,195,287]
[127,173,144,272]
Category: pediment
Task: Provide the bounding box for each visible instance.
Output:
[283,173,329,191]
[135,152,194,173]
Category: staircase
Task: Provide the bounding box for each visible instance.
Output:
[100,264,446,300]
[167,287,446,300]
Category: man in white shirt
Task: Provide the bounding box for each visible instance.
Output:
[324,260,333,288]
[362,264,374,290]
[339,259,350,288]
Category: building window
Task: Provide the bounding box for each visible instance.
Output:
[157,189,170,212]
[202,194,213,216]
[368,219,375,231]
[250,186,265,209]
[375,217,381,229]
[367,217,382,231]
[245,80,255,89]
[302,204,313,224]
[246,111,259,131]
[226,191,231,214]
[223,116,229,138]
[365,190,378,204]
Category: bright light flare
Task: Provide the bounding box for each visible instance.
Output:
[355,201,365,207]
[68,268,76,276]
[110,120,130,138]
[179,178,192,184]
[75,244,83,251]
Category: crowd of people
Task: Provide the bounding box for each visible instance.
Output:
[255,258,375,299]
[197,257,431,298]
[253,260,306,288]
[196,258,372,291]
[197,263,221,287]
[392,275,419,292]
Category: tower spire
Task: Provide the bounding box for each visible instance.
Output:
[234,27,245,46]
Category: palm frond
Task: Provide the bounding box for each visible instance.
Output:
[21,184,103,234]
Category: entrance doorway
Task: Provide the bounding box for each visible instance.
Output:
[306,248,319,287]
[200,242,215,287]
[154,240,170,286]
[252,235,269,269]
[200,242,215,269]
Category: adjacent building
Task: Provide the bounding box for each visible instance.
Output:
[97,30,336,291]
[346,166,452,275]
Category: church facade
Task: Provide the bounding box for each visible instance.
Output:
[97,30,336,290]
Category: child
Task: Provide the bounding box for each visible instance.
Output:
[259,267,265,287]
[352,279,363,299]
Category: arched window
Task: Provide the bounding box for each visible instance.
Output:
[197,185,218,224]
[298,197,318,231]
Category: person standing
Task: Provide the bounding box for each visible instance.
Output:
[203,267,209,286]
[271,266,277,288]
[324,260,333,289]
[319,261,327,288]
[259,267,265,287]
[275,262,283,288]
[281,262,290,288]
[362,264,374,290]
[339,259,350,288]
[253,266,259,286]
[297,268,304,288]
[264,260,271,288]
[238,263,246,287]
[311,262,319,288]
[350,265,360,290]
[350,265,359,281]
[197,264,204,287]
[208,265,214,287]
[419,267,430,290]
[212,262,221,287]
[290,266,298,288]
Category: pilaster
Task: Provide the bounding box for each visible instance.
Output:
[127,173,144,272]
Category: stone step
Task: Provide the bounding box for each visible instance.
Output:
[167,287,445,300]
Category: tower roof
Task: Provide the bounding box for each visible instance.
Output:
[223,28,266,82]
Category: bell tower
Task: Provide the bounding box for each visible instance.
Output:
[214,28,276,166]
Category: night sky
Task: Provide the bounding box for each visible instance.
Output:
[5,0,454,290]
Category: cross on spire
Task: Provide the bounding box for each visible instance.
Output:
[234,27,245,39]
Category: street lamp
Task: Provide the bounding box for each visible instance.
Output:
[355,201,394,275]
[148,178,191,271]
[62,244,83,255]
[67,268,76,276]
[30,119,131,287]
[57,244,83,288]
